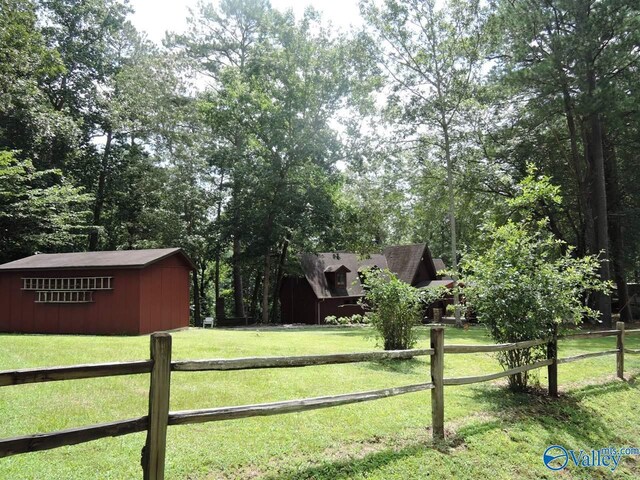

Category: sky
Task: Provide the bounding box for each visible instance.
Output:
[129,0,364,44]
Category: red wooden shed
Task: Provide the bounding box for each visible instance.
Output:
[0,248,194,335]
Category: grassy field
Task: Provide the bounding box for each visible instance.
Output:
[1,325,640,479]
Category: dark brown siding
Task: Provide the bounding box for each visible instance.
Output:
[280,277,317,324]
[280,277,367,325]
[319,299,365,323]
[413,258,434,285]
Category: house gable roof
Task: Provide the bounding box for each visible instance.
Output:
[324,264,351,273]
[432,258,446,274]
[300,253,388,299]
[383,243,437,284]
[432,258,452,280]
[0,248,196,272]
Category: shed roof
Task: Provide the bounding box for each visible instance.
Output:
[0,248,195,271]
[300,253,388,299]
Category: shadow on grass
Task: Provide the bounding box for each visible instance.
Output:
[314,326,490,344]
[260,440,433,480]
[455,377,639,448]
[251,377,638,480]
[363,357,425,375]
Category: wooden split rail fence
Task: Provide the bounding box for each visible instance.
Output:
[1,322,639,479]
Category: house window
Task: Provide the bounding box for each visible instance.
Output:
[336,272,346,288]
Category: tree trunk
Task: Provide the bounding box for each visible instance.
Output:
[250,268,262,321]
[270,238,290,323]
[232,236,245,318]
[213,172,224,311]
[199,262,208,318]
[561,84,594,256]
[603,132,632,322]
[586,99,612,326]
[260,208,277,324]
[548,17,594,257]
[193,267,201,327]
[609,207,632,323]
[214,253,220,306]
[88,130,112,251]
[577,0,611,326]
[261,250,271,324]
[443,123,461,327]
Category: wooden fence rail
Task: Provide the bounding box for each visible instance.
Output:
[0,360,153,387]
[0,321,638,479]
[0,417,149,457]
[172,348,434,372]
[168,382,435,426]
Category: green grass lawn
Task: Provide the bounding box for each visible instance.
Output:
[1,325,640,479]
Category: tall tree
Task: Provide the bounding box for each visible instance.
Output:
[361,0,485,326]
[0,151,91,263]
[171,0,271,319]
[489,0,640,324]
[0,0,78,169]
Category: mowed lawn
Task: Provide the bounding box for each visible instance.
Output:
[1,326,640,480]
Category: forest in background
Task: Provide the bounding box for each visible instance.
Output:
[1,0,638,326]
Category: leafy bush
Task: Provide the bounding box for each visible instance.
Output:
[348,313,370,324]
[324,313,371,325]
[324,315,339,325]
[361,268,443,350]
[459,169,610,391]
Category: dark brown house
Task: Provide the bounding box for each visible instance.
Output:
[0,248,194,335]
[279,243,452,324]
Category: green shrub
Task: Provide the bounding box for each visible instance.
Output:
[361,268,441,350]
[349,313,370,324]
[445,304,456,317]
[459,169,610,391]
[324,313,372,326]
[324,315,339,325]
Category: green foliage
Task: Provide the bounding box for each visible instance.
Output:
[324,314,370,326]
[176,1,378,321]
[348,313,370,325]
[362,268,443,350]
[1,0,636,332]
[459,171,610,391]
[360,0,489,265]
[0,151,92,262]
[324,315,338,325]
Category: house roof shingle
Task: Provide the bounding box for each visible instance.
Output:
[383,243,429,284]
[0,248,195,271]
[433,258,446,274]
[300,252,388,299]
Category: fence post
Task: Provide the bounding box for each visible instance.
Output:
[547,324,558,397]
[430,326,445,440]
[142,333,172,480]
[617,321,625,380]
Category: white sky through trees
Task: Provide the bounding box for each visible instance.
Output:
[129,0,363,44]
